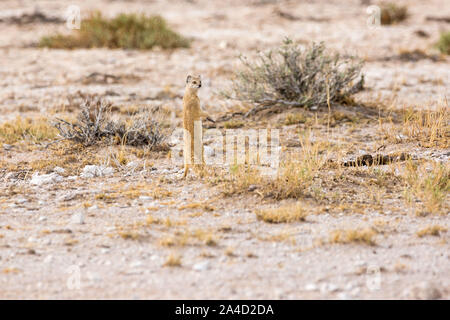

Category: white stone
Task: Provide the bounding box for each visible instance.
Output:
[71,212,85,224]
[80,165,115,178]
[30,172,63,185]
[53,166,66,174]
[193,261,210,271]
[304,283,318,291]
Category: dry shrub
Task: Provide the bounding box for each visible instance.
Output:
[380,2,408,25]
[436,31,450,55]
[53,98,167,149]
[39,12,189,49]
[224,39,363,113]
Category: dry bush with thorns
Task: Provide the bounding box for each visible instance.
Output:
[53,98,167,149]
[223,39,364,116]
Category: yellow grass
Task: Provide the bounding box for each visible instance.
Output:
[255,203,308,223]
[330,228,377,246]
[416,225,447,237]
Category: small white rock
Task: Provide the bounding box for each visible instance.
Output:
[193,261,210,271]
[30,172,63,185]
[15,198,28,204]
[70,212,85,224]
[53,166,66,174]
[126,161,139,168]
[304,283,318,291]
[80,165,114,178]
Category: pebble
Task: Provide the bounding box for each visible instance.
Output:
[30,172,63,185]
[53,166,66,175]
[70,212,85,224]
[193,261,210,271]
[80,165,115,178]
[130,261,144,268]
[15,198,28,204]
[320,283,339,293]
[304,283,318,291]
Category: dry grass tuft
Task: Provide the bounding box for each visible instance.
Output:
[163,253,182,267]
[223,120,245,129]
[436,31,450,55]
[0,117,57,144]
[255,203,308,223]
[416,225,447,237]
[403,161,449,215]
[39,12,189,50]
[284,113,307,125]
[378,103,449,149]
[330,228,377,246]
[216,134,329,200]
[380,2,408,25]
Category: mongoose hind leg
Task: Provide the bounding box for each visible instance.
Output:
[182,164,190,179]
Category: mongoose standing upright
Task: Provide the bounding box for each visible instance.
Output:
[182,75,210,178]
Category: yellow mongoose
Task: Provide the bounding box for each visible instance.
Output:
[182,75,211,178]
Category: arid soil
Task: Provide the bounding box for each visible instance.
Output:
[0,0,449,299]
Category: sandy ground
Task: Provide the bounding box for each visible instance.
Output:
[0,0,449,299]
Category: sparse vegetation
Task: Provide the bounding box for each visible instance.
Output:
[163,253,182,267]
[216,135,329,200]
[284,113,307,125]
[403,161,449,215]
[224,39,364,114]
[53,98,167,149]
[223,120,245,129]
[39,12,190,49]
[436,31,450,55]
[400,106,449,148]
[380,2,408,25]
[255,203,308,223]
[330,228,377,246]
[0,117,57,144]
[417,225,447,237]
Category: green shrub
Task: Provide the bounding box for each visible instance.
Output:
[436,32,450,55]
[39,12,189,49]
[224,38,364,111]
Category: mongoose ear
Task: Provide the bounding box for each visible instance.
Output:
[186,75,192,84]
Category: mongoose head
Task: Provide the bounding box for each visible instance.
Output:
[186,75,202,91]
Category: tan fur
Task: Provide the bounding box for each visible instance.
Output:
[182,75,209,178]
